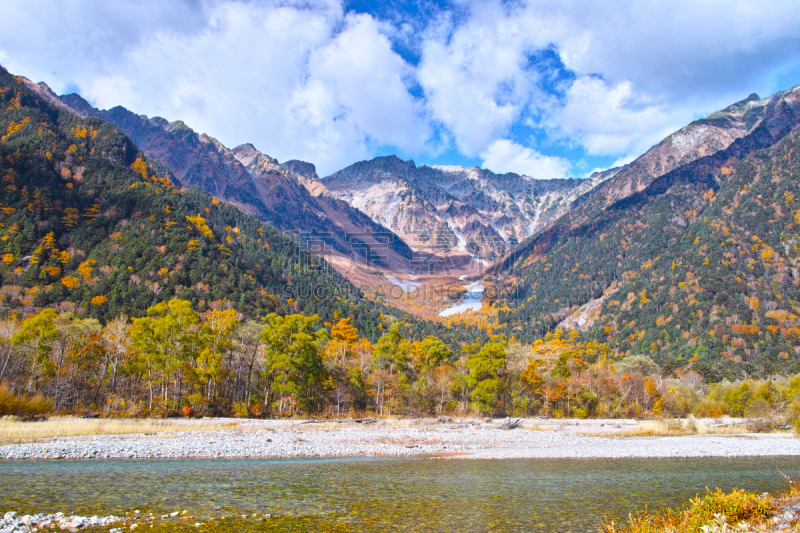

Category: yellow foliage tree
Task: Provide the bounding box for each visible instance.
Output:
[83,203,100,221]
[42,232,57,250]
[76,259,96,280]
[1,116,29,142]
[63,207,79,228]
[186,214,214,240]
[60,276,80,289]
[132,158,148,181]
[331,317,359,343]
[91,295,109,306]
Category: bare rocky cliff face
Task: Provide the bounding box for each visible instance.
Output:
[321,156,613,260]
[57,94,414,268]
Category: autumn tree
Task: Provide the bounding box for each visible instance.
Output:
[260,313,328,414]
[196,309,239,401]
[130,299,200,412]
[101,315,131,396]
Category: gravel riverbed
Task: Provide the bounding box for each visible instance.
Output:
[1,418,798,460]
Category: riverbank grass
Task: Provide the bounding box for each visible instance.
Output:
[0,417,239,444]
[579,418,780,437]
[602,489,775,533]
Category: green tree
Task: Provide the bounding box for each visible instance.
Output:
[12,309,58,395]
[467,334,508,415]
[417,335,452,371]
[260,313,328,414]
[197,308,239,401]
[130,299,200,412]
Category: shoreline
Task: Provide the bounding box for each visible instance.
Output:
[1,417,798,461]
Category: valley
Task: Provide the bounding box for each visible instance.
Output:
[23,80,612,318]
[5,3,800,533]
[2,62,800,421]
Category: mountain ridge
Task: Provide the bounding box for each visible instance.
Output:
[490,82,800,379]
[54,92,416,271]
[0,65,412,340]
[321,155,612,259]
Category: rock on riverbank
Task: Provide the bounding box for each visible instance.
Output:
[1,418,799,460]
[0,511,121,532]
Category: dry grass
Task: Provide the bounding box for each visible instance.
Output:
[578,418,760,438]
[0,417,240,444]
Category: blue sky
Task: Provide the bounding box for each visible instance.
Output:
[2,0,800,177]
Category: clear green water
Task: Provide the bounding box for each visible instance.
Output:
[1,456,798,532]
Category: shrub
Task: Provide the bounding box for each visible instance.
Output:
[603,488,772,533]
[789,398,800,433]
[743,398,772,419]
[693,398,728,418]
[232,401,249,418]
[0,383,51,417]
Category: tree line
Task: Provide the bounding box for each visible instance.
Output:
[2,299,799,426]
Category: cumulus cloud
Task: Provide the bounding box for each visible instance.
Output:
[548,76,678,157]
[298,14,431,157]
[0,0,426,175]
[480,139,569,179]
[416,0,800,170]
[417,2,558,157]
[2,0,800,177]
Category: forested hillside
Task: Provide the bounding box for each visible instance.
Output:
[0,64,427,341]
[495,86,800,380]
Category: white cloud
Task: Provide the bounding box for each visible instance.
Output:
[548,76,679,158]
[0,0,427,175]
[417,2,557,157]
[2,0,800,177]
[299,14,431,157]
[480,139,569,179]
[417,0,800,167]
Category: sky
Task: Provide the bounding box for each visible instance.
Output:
[2,1,800,178]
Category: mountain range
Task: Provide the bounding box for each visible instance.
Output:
[0,65,454,344]
[321,156,614,259]
[6,60,800,379]
[35,83,614,270]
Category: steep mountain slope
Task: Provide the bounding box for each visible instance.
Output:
[54,93,413,269]
[0,65,428,341]
[495,85,800,379]
[322,156,613,260]
[570,92,792,223]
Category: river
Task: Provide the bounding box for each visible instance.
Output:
[1,456,798,532]
[439,279,484,316]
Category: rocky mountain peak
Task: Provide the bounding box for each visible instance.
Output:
[323,155,608,258]
[167,120,193,134]
[58,93,94,117]
[328,155,417,185]
[282,160,326,196]
[148,116,170,129]
[231,144,282,183]
[721,92,761,113]
[283,159,317,179]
